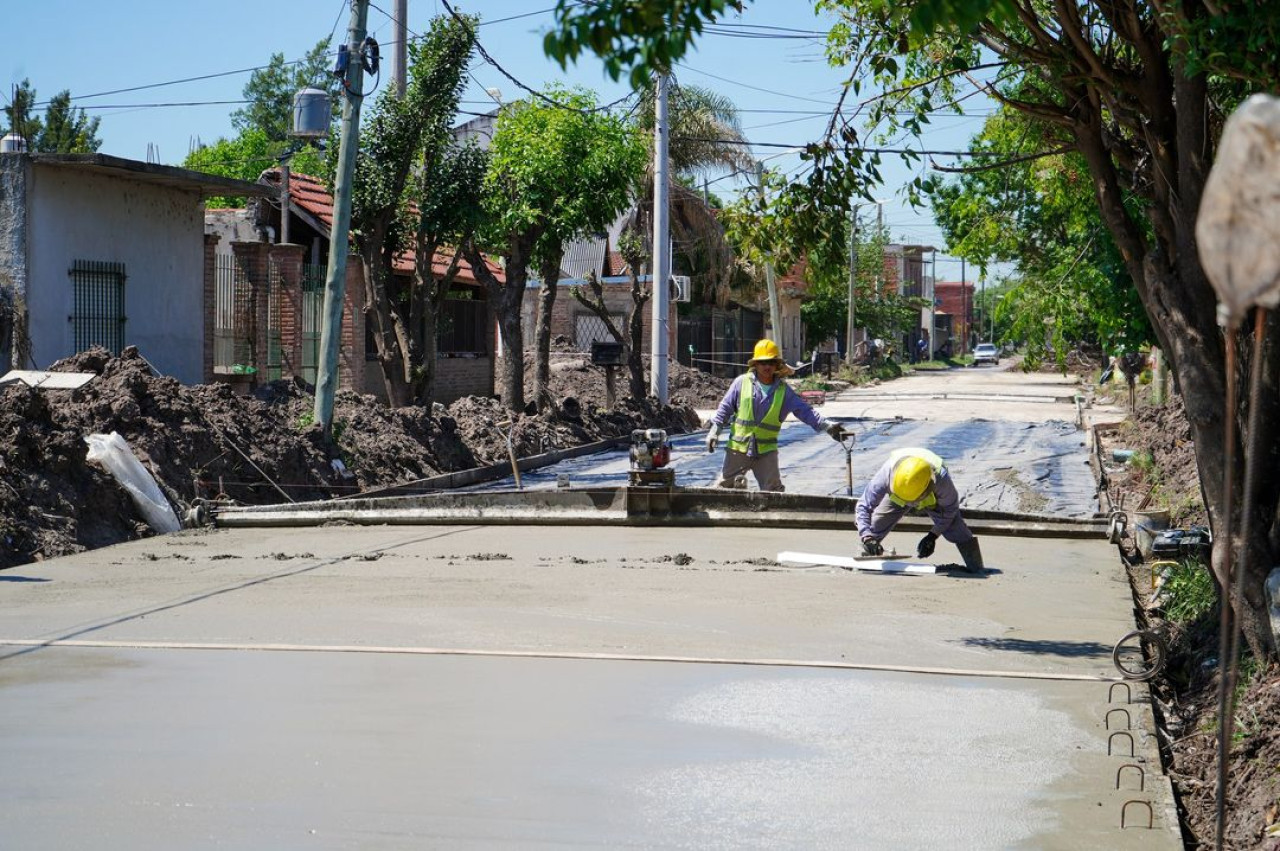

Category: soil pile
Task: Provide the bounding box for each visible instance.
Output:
[0,346,705,569]
[520,347,731,412]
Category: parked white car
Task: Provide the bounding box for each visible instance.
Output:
[973,343,1000,366]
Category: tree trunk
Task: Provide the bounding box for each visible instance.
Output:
[626,293,648,400]
[533,251,561,413]
[359,229,412,407]
[1072,68,1280,661]
[466,239,530,413]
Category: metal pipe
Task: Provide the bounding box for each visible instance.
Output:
[1218,308,1269,848]
[1213,320,1241,851]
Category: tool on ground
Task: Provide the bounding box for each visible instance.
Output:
[777,551,935,574]
[840,429,857,496]
[497,420,522,490]
[629,428,674,486]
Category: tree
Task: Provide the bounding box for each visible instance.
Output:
[349,14,479,407]
[2,80,42,144]
[625,82,752,307]
[464,88,646,414]
[571,231,651,400]
[2,80,100,153]
[183,39,336,207]
[232,40,338,143]
[544,0,1280,666]
[928,102,1151,367]
[183,128,326,208]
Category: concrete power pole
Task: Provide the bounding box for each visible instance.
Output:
[392,0,408,98]
[755,161,782,356]
[844,206,859,366]
[314,0,371,436]
[650,74,671,405]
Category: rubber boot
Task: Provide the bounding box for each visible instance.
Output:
[957,538,985,573]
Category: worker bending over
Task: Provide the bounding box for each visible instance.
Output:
[856,447,985,573]
[706,339,844,492]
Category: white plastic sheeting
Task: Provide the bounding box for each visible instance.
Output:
[84,432,181,534]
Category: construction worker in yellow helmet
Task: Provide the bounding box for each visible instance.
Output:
[705,339,846,492]
[854,447,985,573]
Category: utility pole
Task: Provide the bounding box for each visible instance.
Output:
[755,161,782,356]
[844,205,859,366]
[650,73,671,405]
[314,0,371,436]
[960,257,967,355]
[392,0,408,98]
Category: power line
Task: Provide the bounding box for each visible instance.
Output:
[676,63,836,106]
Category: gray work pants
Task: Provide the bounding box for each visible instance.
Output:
[864,499,974,543]
[717,449,784,492]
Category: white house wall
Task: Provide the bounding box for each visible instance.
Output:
[26,164,205,383]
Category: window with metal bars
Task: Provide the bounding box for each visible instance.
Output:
[69,260,126,354]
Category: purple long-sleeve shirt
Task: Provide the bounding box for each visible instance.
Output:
[855,453,964,538]
[711,374,828,451]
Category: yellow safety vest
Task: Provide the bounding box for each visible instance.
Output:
[729,374,786,455]
[887,447,945,508]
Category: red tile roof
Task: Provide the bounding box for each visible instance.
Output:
[262,169,502,284]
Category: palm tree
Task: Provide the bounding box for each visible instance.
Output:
[625,81,754,305]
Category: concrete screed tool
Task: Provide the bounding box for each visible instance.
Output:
[776,550,937,574]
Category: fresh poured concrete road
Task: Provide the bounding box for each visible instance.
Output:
[0,519,1181,849]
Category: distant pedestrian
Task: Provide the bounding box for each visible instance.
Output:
[705,339,845,492]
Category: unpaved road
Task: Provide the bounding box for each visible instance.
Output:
[0,366,1178,849]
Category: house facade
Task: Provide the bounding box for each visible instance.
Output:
[0,153,269,382]
[207,169,498,405]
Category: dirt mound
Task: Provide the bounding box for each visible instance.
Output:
[0,347,702,569]
[522,353,731,410]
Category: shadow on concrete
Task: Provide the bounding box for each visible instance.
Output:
[958,636,1112,658]
[0,575,51,583]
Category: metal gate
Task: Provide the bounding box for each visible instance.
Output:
[300,263,325,387]
[213,255,252,371]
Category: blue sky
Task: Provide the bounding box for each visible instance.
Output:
[6,0,997,282]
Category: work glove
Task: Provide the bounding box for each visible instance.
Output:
[706,424,721,453]
[824,421,845,441]
[861,536,883,556]
[917,532,939,559]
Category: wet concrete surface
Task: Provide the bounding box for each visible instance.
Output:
[0,524,1179,849]
[0,368,1177,848]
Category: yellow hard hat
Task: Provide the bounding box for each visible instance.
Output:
[891,455,933,502]
[750,339,782,363]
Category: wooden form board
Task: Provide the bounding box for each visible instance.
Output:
[776,551,937,574]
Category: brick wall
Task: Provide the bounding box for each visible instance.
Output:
[268,243,305,378]
[435,355,492,405]
[340,256,365,394]
[202,233,220,382]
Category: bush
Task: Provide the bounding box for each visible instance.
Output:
[1161,559,1217,624]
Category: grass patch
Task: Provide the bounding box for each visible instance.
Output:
[1161,559,1217,624]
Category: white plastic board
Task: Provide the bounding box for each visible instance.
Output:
[776,551,936,574]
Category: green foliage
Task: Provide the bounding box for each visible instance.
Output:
[544,0,741,88]
[183,128,327,208]
[2,79,100,153]
[478,86,647,260]
[928,103,1152,361]
[1161,560,1217,625]
[232,40,338,143]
